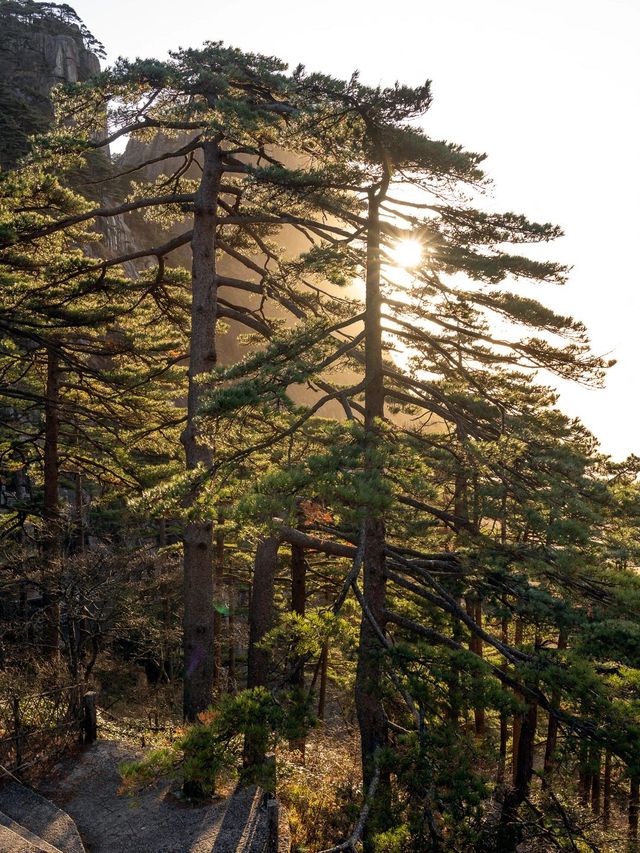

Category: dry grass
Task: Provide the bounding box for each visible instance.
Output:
[277,721,362,851]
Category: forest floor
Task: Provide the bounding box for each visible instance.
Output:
[38,740,275,853]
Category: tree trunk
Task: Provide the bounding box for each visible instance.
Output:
[497,617,509,787]
[630,776,639,851]
[244,536,280,770]
[289,535,307,756]
[579,741,592,807]
[247,536,280,691]
[355,188,391,851]
[465,596,485,737]
[603,751,612,829]
[511,619,524,785]
[591,749,601,816]
[543,627,568,783]
[355,189,388,795]
[42,345,60,659]
[228,582,236,693]
[74,470,85,554]
[317,643,329,721]
[181,140,221,723]
[448,612,463,723]
[498,698,538,852]
[291,539,306,623]
[44,347,59,535]
[516,700,538,798]
[213,521,224,690]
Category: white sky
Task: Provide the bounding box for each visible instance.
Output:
[70,0,640,460]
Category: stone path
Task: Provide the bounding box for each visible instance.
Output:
[37,741,281,853]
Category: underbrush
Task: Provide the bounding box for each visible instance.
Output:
[277,725,361,851]
[119,686,309,799]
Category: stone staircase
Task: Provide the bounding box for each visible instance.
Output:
[0,780,85,853]
[37,741,290,852]
[0,742,291,852]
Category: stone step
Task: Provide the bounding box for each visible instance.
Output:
[0,822,51,852]
[0,781,84,853]
[0,810,63,853]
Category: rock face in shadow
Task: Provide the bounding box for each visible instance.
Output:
[0,4,145,270]
[0,3,100,168]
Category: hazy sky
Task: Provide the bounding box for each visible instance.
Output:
[70,0,640,459]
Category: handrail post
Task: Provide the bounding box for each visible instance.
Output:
[11,696,22,775]
[82,691,97,744]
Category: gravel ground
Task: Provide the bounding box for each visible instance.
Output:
[38,741,272,853]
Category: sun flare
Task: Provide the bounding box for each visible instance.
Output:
[389,238,423,269]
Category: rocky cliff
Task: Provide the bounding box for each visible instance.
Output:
[0,2,152,273]
[0,0,101,168]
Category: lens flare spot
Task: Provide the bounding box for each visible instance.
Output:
[389,238,423,269]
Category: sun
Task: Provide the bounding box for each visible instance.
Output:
[388,238,423,269]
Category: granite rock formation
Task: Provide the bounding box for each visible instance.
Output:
[0,1,101,168]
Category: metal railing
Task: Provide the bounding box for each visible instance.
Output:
[0,683,96,780]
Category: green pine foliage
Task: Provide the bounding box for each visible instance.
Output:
[0,5,639,851]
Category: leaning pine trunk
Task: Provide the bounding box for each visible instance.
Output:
[181,140,221,723]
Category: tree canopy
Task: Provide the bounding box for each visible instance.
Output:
[1,5,639,852]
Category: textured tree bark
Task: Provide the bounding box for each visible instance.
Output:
[227,583,236,692]
[516,701,538,797]
[42,345,60,658]
[543,627,568,783]
[591,748,602,815]
[291,539,306,623]
[289,534,307,756]
[181,140,221,723]
[213,520,225,690]
[497,617,509,787]
[603,751,612,829]
[629,776,639,850]
[498,698,538,852]
[44,347,60,537]
[355,190,388,794]
[448,612,463,723]
[465,596,485,737]
[74,470,85,554]
[247,536,280,690]
[511,618,524,785]
[317,643,329,721]
[244,535,280,770]
[579,741,592,807]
